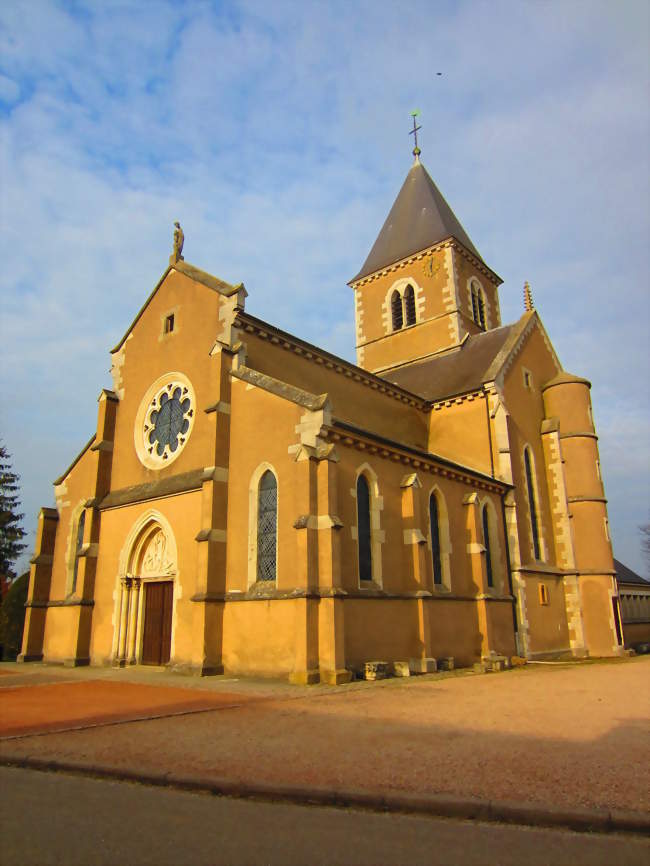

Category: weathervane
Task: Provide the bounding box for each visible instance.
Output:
[410,110,422,161]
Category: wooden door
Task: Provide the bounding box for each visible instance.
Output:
[142,581,173,665]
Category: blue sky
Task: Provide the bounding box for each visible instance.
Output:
[1,0,648,576]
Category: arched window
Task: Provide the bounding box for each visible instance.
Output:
[70,510,85,595]
[404,284,416,326]
[429,493,442,585]
[357,474,372,582]
[471,281,486,331]
[391,290,403,331]
[482,504,494,588]
[257,471,277,582]
[524,447,541,560]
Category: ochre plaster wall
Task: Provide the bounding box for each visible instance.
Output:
[523,575,570,655]
[242,331,428,451]
[225,380,305,592]
[42,606,82,663]
[579,575,619,657]
[426,599,481,664]
[222,600,298,676]
[109,269,225,493]
[344,599,422,666]
[355,248,450,342]
[502,326,560,567]
[362,317,456,373]
[427,398,493,476]
[87,490,202,666]
[484,601,518,658]
[561,437,603,499]
[49,444,97,602]
[453,249,501,332]
[353,249,460,371]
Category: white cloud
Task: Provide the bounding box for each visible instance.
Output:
[1,0,648,576]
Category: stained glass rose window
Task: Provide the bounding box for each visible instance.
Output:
[135,375,196,469]
[147,387,191,456]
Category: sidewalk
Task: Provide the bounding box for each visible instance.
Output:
[1,657,649,834]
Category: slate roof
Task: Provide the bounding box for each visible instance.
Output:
[351,160,485,283]
[614,558,650,586]
[381,316,531,402]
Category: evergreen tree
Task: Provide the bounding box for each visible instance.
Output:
[0,444,27,585]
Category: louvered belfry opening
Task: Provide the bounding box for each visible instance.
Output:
[404,284,416,326]
[477,292,486,330]
[391,290,403,330]
[257,470,278,582]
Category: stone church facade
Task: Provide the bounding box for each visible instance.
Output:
[20,155,624,682]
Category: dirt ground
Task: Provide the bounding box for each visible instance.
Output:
[1,656,648,815]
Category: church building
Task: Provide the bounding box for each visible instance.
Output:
[20,144,624,682]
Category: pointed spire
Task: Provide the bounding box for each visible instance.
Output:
[351,160,484,282]
[524,281,534,311]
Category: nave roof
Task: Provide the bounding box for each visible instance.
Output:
[381,313,537,402]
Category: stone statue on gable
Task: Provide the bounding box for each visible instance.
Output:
[171,221,184,263]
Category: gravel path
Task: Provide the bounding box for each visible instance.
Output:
[1,657,648,814]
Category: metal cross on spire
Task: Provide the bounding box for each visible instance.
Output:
[410,110,422,161]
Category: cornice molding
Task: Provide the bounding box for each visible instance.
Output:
[235,313,428,410]
[325,420,507,493]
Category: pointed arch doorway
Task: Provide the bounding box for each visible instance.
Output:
[115,515,177,667]
[141,580,174,665]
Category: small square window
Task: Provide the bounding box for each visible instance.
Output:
[164,314,175,334]
[538,583,549,605]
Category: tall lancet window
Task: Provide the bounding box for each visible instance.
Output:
[524,447,541,560]
[257,471,277,582]
[404,284,416,326]
[482,505,494,588]
[429,493,442,585]
[71,510,86,595]
[357,474,372,582]
[391,290,403,331]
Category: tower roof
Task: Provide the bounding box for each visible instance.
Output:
[351,160,484,283]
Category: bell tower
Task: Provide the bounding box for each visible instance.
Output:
[349,140,503,374]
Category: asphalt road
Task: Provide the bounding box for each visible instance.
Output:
[1,767,648,866]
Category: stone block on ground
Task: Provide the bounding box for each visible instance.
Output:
[438,656,455,671]
[408,657,437,674]
[364,661,389,681]
[481,654,510,673]
[392,661,410,677]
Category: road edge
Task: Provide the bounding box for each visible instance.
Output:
[1,756,648,836]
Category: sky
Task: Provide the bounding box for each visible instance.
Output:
[0,0,648,577]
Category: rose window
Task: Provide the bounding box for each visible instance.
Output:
[135,375,196,469]
[146,387,192,458]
